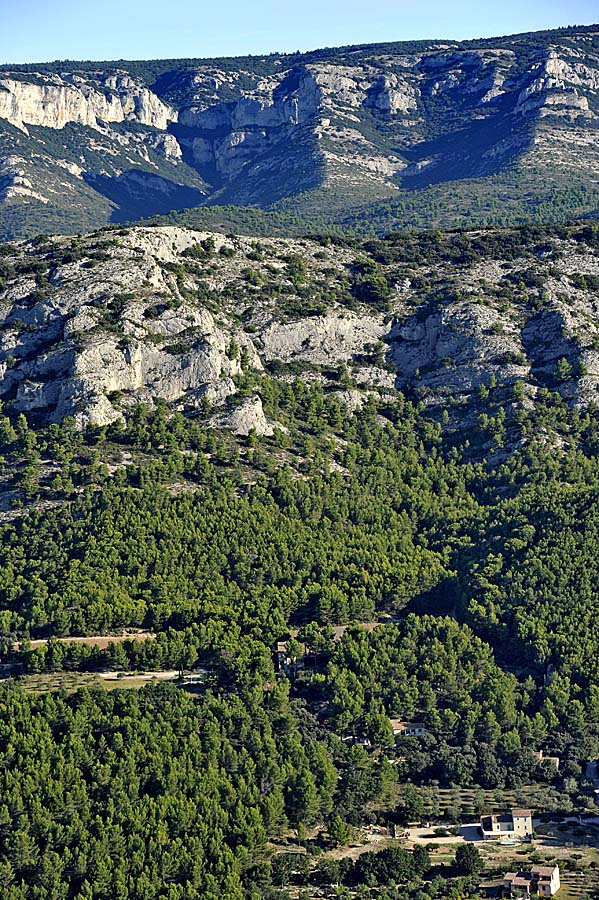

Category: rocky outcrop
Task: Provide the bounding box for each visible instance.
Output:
[175,61,419,186]
[419,48,514,105]
[0,74,176,132]
[0,156,48,203]
[147,133,183,160]
[3,223,599,429]
[259,311,386,366]
[333,389,366,413]
[388,304,526,394]
[0,227,264,426]
[514,51,594,118]
[178,67,322,179]
[213,395,278,436]
[3,320,254,427]
[0,225,389,428]
[364,74,418,113]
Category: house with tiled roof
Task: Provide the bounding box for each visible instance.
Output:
[480,808,533,841]
[389,718,429,737]
[503,864,560,896]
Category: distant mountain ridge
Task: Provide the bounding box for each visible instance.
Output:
[2,24,599,239]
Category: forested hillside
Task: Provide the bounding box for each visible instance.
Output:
[0,359,598,896]
[0,221,598,897]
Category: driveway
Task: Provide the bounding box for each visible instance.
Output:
[407,823,482,845]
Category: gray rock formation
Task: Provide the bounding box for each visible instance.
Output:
[213,395,279,436]
[0,227,265,426]
[259,311,386,366]
[388,303,526,393]
[0,74,175,132]
[2,223,599,433]
[3,26,599,237]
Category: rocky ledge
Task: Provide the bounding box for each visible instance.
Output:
[2,223,599,431]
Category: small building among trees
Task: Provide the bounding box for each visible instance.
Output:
[503,864,560,896]
[389,718,429,737]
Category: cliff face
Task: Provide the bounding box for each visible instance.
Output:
[2,26,599,238]
[0,75,175,132]
[0,227,262,427]
[2,222,599,431]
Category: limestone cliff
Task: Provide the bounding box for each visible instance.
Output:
[0,74,175,132]
[3,26,599,238]
[2,223,599,433]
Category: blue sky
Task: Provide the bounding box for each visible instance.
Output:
[1,0,598,64]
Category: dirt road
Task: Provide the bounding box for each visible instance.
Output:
[14,631,156,651]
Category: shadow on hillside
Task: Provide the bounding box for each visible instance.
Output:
[398,105,535,190]
[84,169,206,222]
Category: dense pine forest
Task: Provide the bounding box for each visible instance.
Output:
[0,219,599,898]
[0,361,597,896]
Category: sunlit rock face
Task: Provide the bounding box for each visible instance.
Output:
[2,28,599,237]
[0,74,176,132]
[4,222,599,430]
